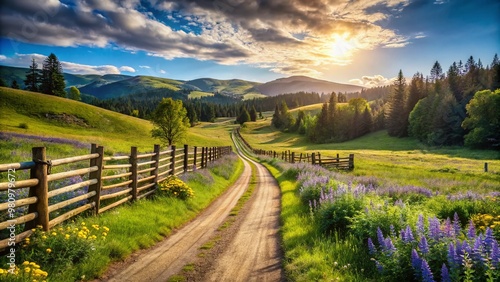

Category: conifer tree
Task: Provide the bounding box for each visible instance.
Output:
[41,53,66,97]
[386,70,407,137]
[11,80,20,89]
[25,58,41,92]
[249,105,257,122]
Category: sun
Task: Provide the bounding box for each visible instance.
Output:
[329,35,355,60]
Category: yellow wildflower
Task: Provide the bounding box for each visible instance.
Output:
[23,261,30,266]
[46,248,52,253]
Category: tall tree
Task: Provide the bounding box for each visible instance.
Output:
[386,70,407,137]
[24,58,41,92]
[41,53,66,97]
[67,86,81,101]
[327,92,337,139]
[10,80,20,89]
[236,108,250,125]
[151,98,190,146]
[491,53,500,90]
[249,105,257,122]
[462,89,500,149]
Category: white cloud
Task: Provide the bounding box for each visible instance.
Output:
[139,65,151,69]
[159,69,166,74]
[349,75,395,87]
[119,66,136,72]
[0,55,6,60]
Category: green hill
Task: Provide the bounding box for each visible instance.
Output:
[0,87,234,153]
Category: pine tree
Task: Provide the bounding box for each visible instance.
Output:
[447,62,463,101]
[327,92,337,139]
[491,53,500,90]
[249,105,257,122]
[0,78,6,87]
[11,80,20,89]
[24,58,41,92]
[41,53,66,97]
[271,104,283,129]
[386,70,407,137]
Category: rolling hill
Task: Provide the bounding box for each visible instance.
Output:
[254,75,364,96]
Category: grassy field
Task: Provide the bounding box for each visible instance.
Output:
[0,87,236,157]
[240,116,500,194]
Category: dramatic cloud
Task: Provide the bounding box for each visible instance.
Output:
[0,0,412,76]
[349,75,396,87]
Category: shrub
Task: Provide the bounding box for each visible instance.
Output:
[317,193,364,235]
[159,175,194,200]
[18,123,28,129]
[0,261,49,282]
[208,154,238,180]
[19,223,108,274]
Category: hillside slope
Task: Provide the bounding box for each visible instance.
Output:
[255,75,363,96]
[0,87,233,153]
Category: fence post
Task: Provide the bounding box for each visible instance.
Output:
[193,146,198,169]
[27,147,49,231]
[151,145,160,187]
[484,162,488,172]
[311,153,316,165]
[170,145,176,175]
[88,144,104,215]
[201,147,206,168]
[184,145,189,172]
[318,153,322,166]
[291,152,295,164]
[130,147,138,201]
[349,154,354,170]
[337,153,339,163]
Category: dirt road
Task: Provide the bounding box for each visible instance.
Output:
[104,134,283,281]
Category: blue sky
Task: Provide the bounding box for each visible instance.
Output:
[0,0,498,86]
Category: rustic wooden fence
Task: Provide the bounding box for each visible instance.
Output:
[0,144,232,249]
[235,129,354,170]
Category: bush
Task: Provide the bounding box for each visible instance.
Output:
[0,261,49,282]
[159,175,194,200]
[18,123,28,129]
[317,194,364,235]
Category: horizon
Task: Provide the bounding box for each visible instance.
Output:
[0,0,499,86]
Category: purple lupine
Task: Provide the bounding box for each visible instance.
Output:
[375,260,384,273]
[484,227,494,252]
[417,214,425,237]
[368,238,376,255]
[492,241,499,267]
[377,227,386,249]
[429,217,441,241]
[385,237,396,255]
[462,240,471,255]
[419,236,430,255]
[447,242,460,268]
[452,213,461,237]
[401,225,415,243]
[390,224,396,238]
[472,235,484,265]
[467,220,476,239]
[421,259,435,282]
[411,249,422,271]
[441,263,451,282]
[443,218,453,238]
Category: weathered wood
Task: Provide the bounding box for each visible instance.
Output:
[0,178,39,191]
[103,155,130,161]
[48,191,96,213]
[184,145,189,172]
[0,161,34,172]
[0,229,33,250]
[102,180,133,190]
[100,188,132,200]
[137,174,156,184]
[103,164,132,170]
[49,202,95,228]
[47,166,98,182]
[157,169,172,179]
[27,147,49,231]
[193,146,198,169]
[201,147,206,168]
[170,145,176,175]
[291,152,295,164]
[311,153,316,165]
[137,160,156,167]
[349,154,354,170]
[0,212,37,230]
[151,145,160,190]
[137,152,157,159]
[158,149,173,156]
[98,196,132,214]
[137,182,155,192]
[137,167,156,174]
[137,189,156,200]
[88,144,104,215]
[51,153,99,166]
[48,179,97,198]
[130,147,138,201]
[0,196,37,211]
[101,172,132,180]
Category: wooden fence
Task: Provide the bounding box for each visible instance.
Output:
[0,144,232,249]
[235,129,354,170]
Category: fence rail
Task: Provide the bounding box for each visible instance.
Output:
[235,128,354,170]
[0,143,232,250]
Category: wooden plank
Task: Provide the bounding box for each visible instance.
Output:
[101,172,132,180]
[158,156,171,163]
[159,149,173,156]
[130,147,138,201]
[137,167,155,174]
[100,188,132,200]
[27,147,49,231]
[47,166,98,182]
[0,229,33,250]
[49,202,95,229]
[98,196,132,214]
[48,179,97,198]
[137,174,155,184]
[0,161,35,172]
[103,155,130,161]
[157,169,172,178]
[0,178,39,191]
[48,191,96,213]
[0,212,37,230]
[137,182,155,192]
[51,153,99,166]
[137,152,156,159]
[0,196,37,211]
[137,160,156,167]
[103,164,132,170]
[137,189,155,200]
[89,144,104,215]
[102,180,133,190]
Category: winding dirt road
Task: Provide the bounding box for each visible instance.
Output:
[103,134,283,281]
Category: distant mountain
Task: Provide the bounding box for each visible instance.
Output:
[1,65,364,100]
[254,75,363,96]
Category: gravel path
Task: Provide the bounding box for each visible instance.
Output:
[102,134,283,281]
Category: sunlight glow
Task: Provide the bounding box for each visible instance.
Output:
[329,35,355,59]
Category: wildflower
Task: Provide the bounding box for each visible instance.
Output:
[441,263,451,282]
[23,261,30,266]
[65,234,70,240]
[452,213,461,236]
[377,227,386,249]
[46,248,52,253]
[467,220,476,239]
[417,214,425,237]
[429,217,441,241]
[411,249,421,271]
[421,259,435,282]
[367,238,376,255]
[419,236,429,255]
[385,237,396,254]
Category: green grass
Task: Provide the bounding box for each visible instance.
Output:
[0,87,235,155]
[240,118,500,194]
[188,91,214,99]
[28,155,244,281]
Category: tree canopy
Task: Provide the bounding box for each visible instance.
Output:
[151,98,190,146]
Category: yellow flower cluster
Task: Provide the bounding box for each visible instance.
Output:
[471,213,500,232]
[24,223,109,246]
[159,176,194,200]
[0,261,48,282]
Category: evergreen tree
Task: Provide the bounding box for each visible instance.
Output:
[10,80,20,89]
[386,70,407,137]
[41,53,66,97]
[249,105,257,122]
[24,58,41,92]
[360,106,372,136]
[236,108,250,125]
[271,104,283,129]
[0,78,6,87]
[327,92,337,139]
[447,62,463,101]
[491,53,500,90]
[313,102,330,142]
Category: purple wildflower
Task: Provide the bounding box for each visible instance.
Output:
[421,259,435,282]
[385,237,396,255]
[467,220,476,239]
[492,241,499,267]
[401,225,415,243]
[419,236,429,255]
[443,218,453,238]
[448,242,458,267]
[368,238,376,255]
[417,214,425,237]
[411,249,422,271]
[375,260,384,273]
[390,224,396,238]
[377,227,386,249]
[441,264,451,282]
[452,213,461,237]
[484,227,494,252]
[429,217,441,241]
